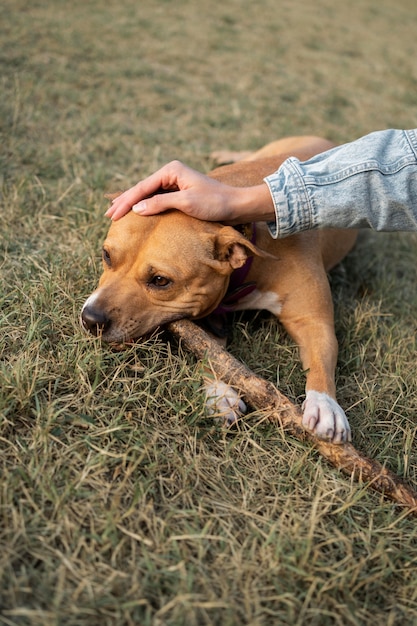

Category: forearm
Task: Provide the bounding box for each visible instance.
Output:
[264,129,417,237]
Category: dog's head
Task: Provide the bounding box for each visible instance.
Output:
[81,210,263,344]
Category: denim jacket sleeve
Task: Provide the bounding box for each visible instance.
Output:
[264,129,417,238]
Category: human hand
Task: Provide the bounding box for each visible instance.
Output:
[106,160,236,222]
[105,160,275,224]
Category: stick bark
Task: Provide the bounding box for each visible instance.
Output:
[168,318,417,516]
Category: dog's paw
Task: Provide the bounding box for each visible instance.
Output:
[204,380,247,425]
[302,390,351,444]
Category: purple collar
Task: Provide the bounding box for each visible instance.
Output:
[212,223,257,315]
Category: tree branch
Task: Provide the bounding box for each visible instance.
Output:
[168,318,417,516]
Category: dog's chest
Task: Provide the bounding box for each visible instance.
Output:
[232,288,282,316]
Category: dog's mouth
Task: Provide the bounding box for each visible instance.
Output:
[81,310,187,349]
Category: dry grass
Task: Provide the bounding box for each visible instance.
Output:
[1,0,417,624]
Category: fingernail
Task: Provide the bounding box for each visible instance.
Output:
[132,201,146,214]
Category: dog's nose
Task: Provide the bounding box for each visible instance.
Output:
[81,305,111,336]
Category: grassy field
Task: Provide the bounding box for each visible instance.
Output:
[1,0,417,624]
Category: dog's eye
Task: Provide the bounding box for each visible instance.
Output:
[150,275,171,288]
[102,248,111,267]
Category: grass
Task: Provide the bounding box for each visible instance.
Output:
[1,0,417,624]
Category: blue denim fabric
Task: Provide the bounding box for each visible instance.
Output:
[264,129,417,238]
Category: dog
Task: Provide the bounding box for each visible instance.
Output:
[81,136,357,443]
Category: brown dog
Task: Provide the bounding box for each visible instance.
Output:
[81,137,357,443]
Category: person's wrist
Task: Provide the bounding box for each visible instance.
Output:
[228,184,275,224]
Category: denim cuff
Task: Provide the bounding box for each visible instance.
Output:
[264,158,316,238]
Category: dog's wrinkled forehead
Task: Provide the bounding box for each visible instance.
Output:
[105,210,218,259]
[106,211,158,245]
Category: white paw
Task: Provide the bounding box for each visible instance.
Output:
[204,380,247,425]
[302,390,351,444]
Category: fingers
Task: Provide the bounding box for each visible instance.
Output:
[132,191,184,216]
[103,159,244,223]
[105,179,168,221]
[105,161,188,221]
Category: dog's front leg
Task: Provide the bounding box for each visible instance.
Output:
[297,322,351,443]
[280,284,351,444]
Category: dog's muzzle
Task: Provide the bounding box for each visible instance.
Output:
[81,304,111,337]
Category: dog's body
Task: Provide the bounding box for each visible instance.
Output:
[82,137,357,443]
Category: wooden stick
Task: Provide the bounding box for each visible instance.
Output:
[168,318,417,515]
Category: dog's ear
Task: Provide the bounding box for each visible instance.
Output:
[212,226,266,270]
